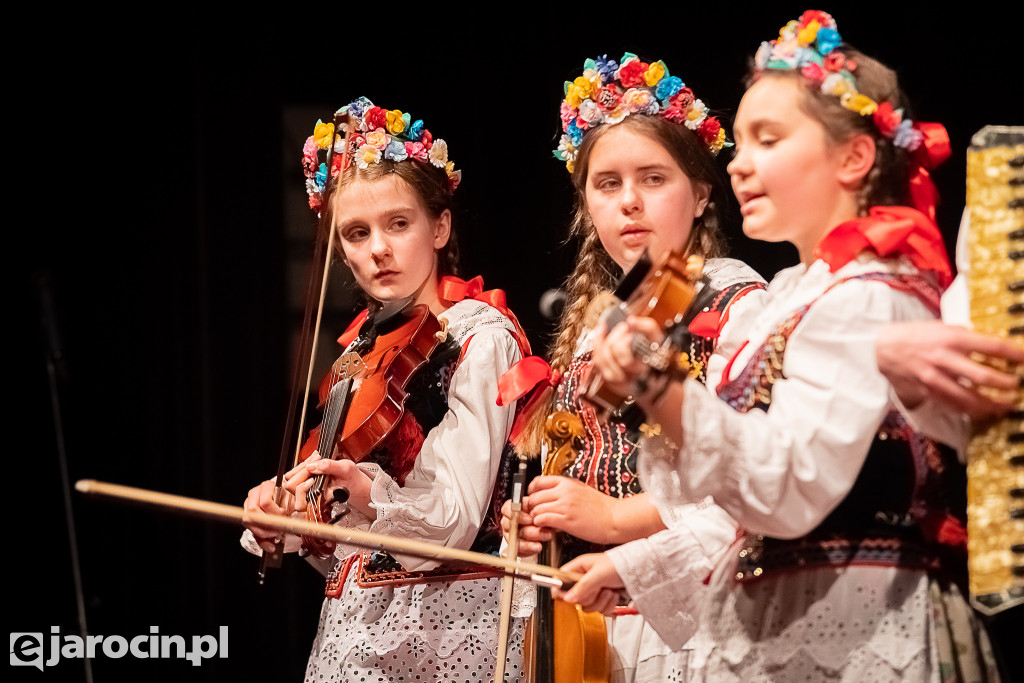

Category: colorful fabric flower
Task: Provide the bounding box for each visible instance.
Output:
[618,59,648,87]
[841,92,877,116]
[346,97,372,119]
[560,101,576,131]
[644,60,667,87]
[698,117,722,146]
[447,168,462,191]
[365,129,390,150]
[712,127,729,153]
[302,136,318,175]
[301,96,461,212]
[603,106,627,125]
[594,54,619,84]
[384,139,408,162]
[655,75,683,100]
[364,106,387,130]
[552,53,729,171]
[801,62,826,82]
[596,85,622,109]
[313,120,334,149]
[820,72,850,97]
[816,27,841,54]
[824,51,846,72]
[873,102,902,137]
[355,144,382,169]
[429,139,448,168]
[405,141,429,162]
[306,179,321,210]
[893,119,924,152]
[622,88,654,114]
[671,87,695,110]
[684,99,708,130]
[798,20,820,46]
[662,106,687,124]
[800,10,834,29]
[566,120,584,146]
[403,119,422,141]
[578,99,604,125]
[385,109,408,135]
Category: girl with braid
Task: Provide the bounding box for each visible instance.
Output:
[500,55,765,682]
[242,98,528,681]
[571,11,1001,681]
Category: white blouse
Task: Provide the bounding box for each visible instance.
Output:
[613,255,977,680]
[241,299,525,682]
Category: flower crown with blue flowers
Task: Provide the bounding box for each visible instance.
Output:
[554,53,730,173]
[301,97,460,211]
[755,10,925,152]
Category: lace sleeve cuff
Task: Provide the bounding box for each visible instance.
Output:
[606,536,700,650]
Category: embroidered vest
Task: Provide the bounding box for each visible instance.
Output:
[325,304,520,594]
[557,278,763,561]
[717,272,967,584]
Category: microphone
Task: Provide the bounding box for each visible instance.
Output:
[539,288,566,320]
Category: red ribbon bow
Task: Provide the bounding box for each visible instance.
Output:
[813,206,952,289]
[439,275,532,356]
[907,122,950,223]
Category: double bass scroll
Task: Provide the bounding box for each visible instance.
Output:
[525,411,609,683]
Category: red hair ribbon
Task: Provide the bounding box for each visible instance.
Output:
[498,356,562,444]
[906,122,950,223]
[813,206,952,289]
[497,356,558,407]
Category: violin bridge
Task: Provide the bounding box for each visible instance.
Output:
[335,352,366,378]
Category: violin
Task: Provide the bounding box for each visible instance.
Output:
[583,249,704,418]
[297,301,447,558]
[526,411,609,683]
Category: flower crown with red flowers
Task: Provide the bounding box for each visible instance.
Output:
[554,53,730,173]
[301,96,461,212]
[755,10,926,152]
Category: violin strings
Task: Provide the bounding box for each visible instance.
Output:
[310,361,349,506]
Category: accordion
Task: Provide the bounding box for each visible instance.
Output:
[965,125,1024,615]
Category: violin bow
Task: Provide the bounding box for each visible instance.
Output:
[77,480,579,588]
[494,455,528,682]
[260,109,355,583]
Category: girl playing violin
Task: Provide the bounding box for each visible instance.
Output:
[573,11,1001,681]
[242,98,528,681]
[501,55,765,682]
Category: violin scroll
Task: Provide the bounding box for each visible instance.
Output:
[583,251,704,418]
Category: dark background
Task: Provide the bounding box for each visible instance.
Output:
[18,3,1022,681]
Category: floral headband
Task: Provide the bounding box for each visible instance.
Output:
[554,54,730,173]
[754,10,928,152]
[301,96,461,211]
[755,10,951,221]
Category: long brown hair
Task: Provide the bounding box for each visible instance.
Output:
[549,114,728,373]
[516,114,730,455]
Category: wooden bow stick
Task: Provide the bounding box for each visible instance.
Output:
[75,480,580,588]
[494,456,528,682]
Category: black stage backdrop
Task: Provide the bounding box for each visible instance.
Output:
[18,3,1022,681]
